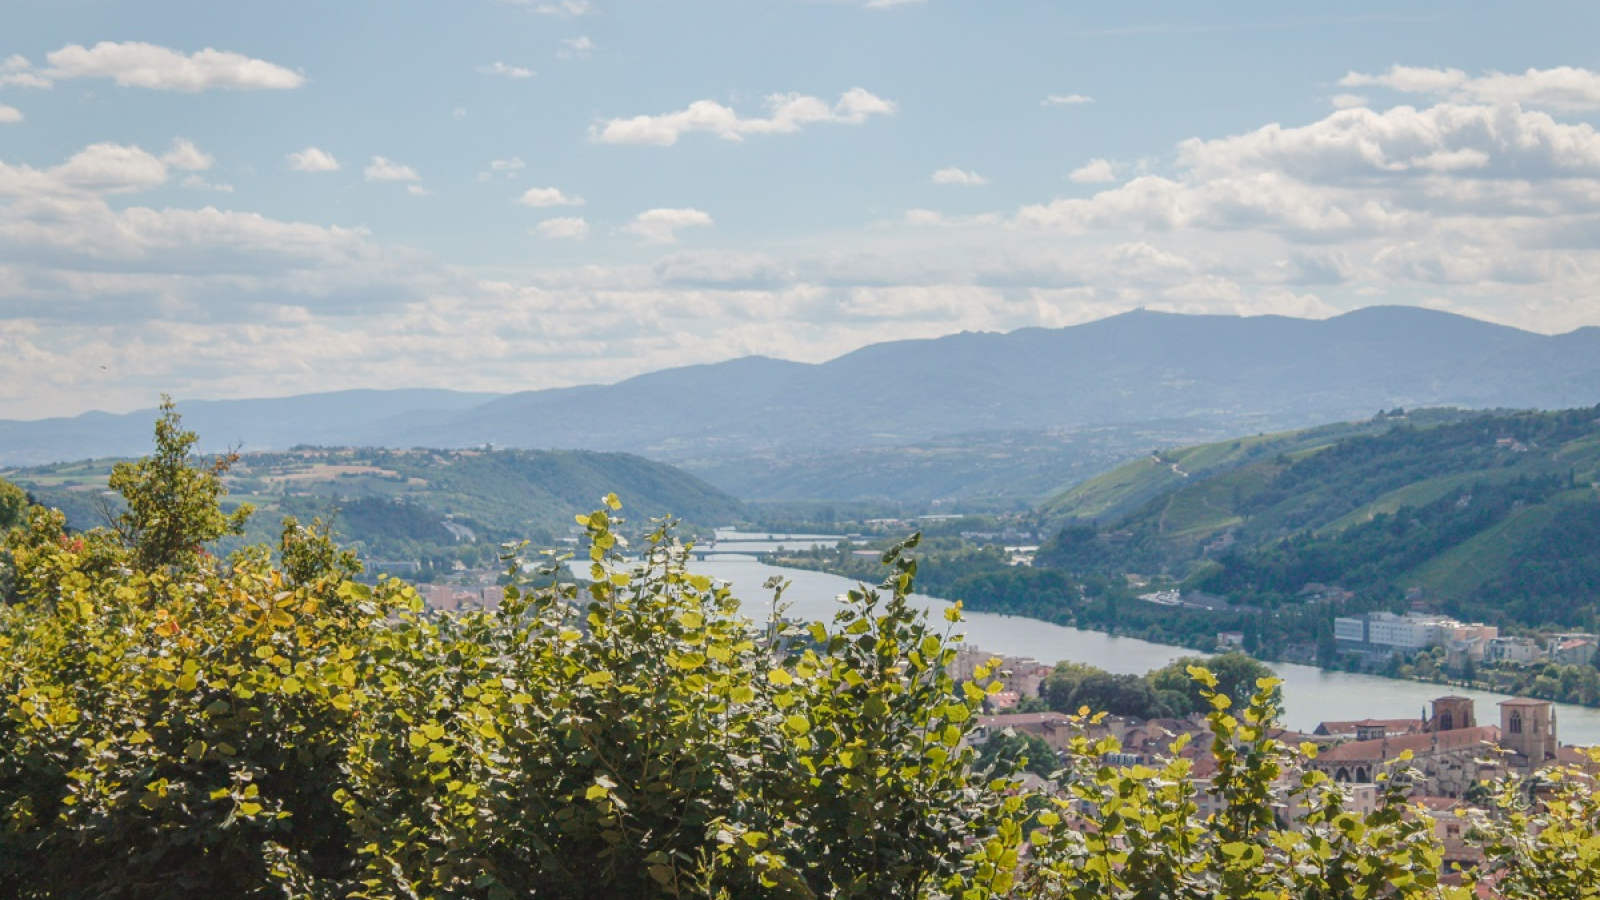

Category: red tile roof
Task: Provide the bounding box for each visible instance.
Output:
[1314,725,1501,764]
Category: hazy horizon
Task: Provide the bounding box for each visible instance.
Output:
[4,2,1599,418]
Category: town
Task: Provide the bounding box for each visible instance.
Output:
[963,643,1597,880]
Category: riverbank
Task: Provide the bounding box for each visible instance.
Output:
[768,550,1600,712]
[686,552,1600,744]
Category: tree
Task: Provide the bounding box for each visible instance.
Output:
[7,411,1600,898]
[105,396,252,576]
[1148,651,1276,716]
[975,729,1060,779]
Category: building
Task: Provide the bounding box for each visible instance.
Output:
[1312,718,1424,741]
[1551,637,1599,667]
[1307,696,1564,797]
[1485,636,1541,665]
[1334,612,1498,654]
[1498,698,1558,774]
[1307,697,1508,798]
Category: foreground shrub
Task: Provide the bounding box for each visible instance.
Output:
[2,405,1599,898]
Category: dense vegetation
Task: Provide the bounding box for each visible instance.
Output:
[6,444,745,580]
[1035,406,1600,630]
[4,406,1600,898]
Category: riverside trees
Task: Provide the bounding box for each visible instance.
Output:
[0,406,1596,898]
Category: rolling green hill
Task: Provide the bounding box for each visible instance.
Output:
[1034,405,1600,627]
[6,447,745,576]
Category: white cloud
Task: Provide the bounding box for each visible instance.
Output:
[0,106,21,124]
[27,41,304,91]
[1020,102,1600,239]
[161,138,213,172]
[535,217,589,239]
[0,143,171,197]
[180,174,233,193]
[593,87,895,146]
[559,37,594,59]
[480,157,526,181]
[624,208,713,243]
[364,157,421,182]
[931,167,989,186]
[517,186,585,207]
[1330,93,1368,110]
[902,209,1001,227]
[865,0,926,7]
[480,61,536,78]
[1068,158,1117,183]
[1340,65,1600,111]
[1043,93,1094,106]
[0,55,49,89]
[287,148,341,173]
[503,0,595,15]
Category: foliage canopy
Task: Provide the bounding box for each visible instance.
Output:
[1,407,1597,898]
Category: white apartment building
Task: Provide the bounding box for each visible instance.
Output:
[1334,612,1498,653]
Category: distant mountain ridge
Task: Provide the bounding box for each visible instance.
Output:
[381,306,1600,460]
[6,308,1600,499]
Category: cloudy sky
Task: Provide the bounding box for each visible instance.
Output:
[3,1,1599,419]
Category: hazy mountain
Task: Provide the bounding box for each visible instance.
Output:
[0,390,502,466]
[388,307,1600,458]
[6,308,1600,498]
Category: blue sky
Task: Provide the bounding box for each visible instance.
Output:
[2,1,1599,418]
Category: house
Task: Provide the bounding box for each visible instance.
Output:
[1550,637,1598,667]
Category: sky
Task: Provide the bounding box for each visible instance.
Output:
[2,1,1599,419]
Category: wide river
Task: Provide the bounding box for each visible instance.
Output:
[691,535,1600,745]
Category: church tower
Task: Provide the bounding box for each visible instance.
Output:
[1498,698,1557,771]
[1428,696,1475,732]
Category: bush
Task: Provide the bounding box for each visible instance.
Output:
[3,406,1599,898]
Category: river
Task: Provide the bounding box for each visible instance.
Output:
[690,535,1600,745]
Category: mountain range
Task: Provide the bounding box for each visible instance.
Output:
[7,307,1600,501]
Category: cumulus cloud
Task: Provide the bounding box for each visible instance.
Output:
[1330,93,1368,110]
[480,61,535,78]
[1340,65,1600,111]
[479,157,525,181]
[1043,93,1094,106]
[521,0,595,15]
[931,167,989,186]
[288,148,341,172]
[593,88,895,146]
[0,55,49,89]
[624,208,713,243]
[1068,158,1117,183]
[364,157,421,182]
[0,106,21,124]
[902,209,1001,227]
[1019,102,1600,238]
[180,174,233,193]
[517,186,584,207]
[16,41,304,91]
[161,139,213,171]
[0,143,170,198]
[535,217,589,239]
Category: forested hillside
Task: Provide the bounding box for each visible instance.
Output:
[5,445,744,575]
[1036,406,1600,628]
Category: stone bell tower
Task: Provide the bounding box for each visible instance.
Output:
[1498,698,1556,771]
[1428,696,1475,732]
